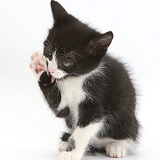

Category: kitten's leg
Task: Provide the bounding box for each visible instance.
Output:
[30,52,61,112]
[58,123,101,160]
[30,52,69,116]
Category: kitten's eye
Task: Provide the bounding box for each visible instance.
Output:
[63,58,74,68]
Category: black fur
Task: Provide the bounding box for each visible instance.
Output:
[38,0,140,151]
[82,56,139,141]
[86,145,106,153]
[56,106,70,118]
[66,138,76,151]
[39,72,61,114]
[78,96,103,127]
[61,132,71,141]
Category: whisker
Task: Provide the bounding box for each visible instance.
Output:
[44,48,51,51]
[68,52,86,58]
[44,46,51,49]
[90,77,99,88]
[44,42,52,49]
[46,39,53,47]
[59,57,66,66]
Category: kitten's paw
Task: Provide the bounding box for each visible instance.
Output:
[106,141,127,158]
[59,141,69,152]
[29,52,47,80]
[58,152,79,160]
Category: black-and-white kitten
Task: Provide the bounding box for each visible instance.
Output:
[30,1,139,159]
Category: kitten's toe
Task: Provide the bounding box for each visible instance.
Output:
[59,141,69,152]
[31,52,41,63]
[39,56,48,71]
[35,52,40,57]
[106,141,127,158]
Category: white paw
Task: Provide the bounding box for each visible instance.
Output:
[29,52,48,80]
[106,141,127,158]
[59,141,69,152]
[58,152,79,160]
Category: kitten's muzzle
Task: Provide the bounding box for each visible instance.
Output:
[48,68,56,73]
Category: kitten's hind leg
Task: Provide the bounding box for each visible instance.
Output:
[29,52,48,80]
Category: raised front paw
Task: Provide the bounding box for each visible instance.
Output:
[58,152,79,160]
[29,52,47,80]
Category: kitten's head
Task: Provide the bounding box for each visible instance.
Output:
[43,0,113,79]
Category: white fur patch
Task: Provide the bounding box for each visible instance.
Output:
[47,53,57,72]
[57,76,86,128]
[47,54,66,79]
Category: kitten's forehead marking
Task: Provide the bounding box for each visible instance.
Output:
[45,51,56,62]
[47,52,58,72]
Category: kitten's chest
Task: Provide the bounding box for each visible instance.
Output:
[57,77,86,114]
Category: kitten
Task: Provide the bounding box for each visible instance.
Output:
[30,1,139,159]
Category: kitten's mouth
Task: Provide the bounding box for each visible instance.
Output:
[51,76,55,83]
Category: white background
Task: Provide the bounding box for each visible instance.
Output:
[0,0,160,159]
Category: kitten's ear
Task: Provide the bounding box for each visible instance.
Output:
[50,0,68,24]
[88,31,113,56]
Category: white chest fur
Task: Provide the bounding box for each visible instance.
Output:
[57,76,87,124]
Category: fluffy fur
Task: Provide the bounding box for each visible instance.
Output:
[30,1,139,159]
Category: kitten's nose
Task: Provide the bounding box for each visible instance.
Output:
[48,68,56,73]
